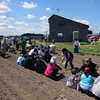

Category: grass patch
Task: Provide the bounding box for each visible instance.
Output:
[36,40,100,56]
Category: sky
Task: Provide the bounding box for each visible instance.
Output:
[0,0,100,36]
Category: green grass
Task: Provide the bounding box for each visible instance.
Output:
[0,39,100,56]
[36,40,100,56]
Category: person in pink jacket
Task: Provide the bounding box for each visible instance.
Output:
[44,56,62,79]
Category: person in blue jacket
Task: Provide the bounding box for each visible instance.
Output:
[21,38,26,50]
[18,55,26,66]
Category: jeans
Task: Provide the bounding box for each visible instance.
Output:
[65,58,74,69]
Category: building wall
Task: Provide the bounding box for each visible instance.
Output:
[49,15,89,42]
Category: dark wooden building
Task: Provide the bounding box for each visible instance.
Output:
[20,33,44,39]
[48,14,89,42]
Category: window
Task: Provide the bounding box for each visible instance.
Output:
[58,33,64,37]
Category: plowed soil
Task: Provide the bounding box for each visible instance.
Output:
[0,50,100,100]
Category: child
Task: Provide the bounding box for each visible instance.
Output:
[66,68,78,89]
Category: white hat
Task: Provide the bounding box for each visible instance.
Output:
[50,56,56,63]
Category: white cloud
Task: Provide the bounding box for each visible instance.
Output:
[46,7,51,11]
[0,2,11,13]
[9,17,14,20]
[0,22,8,27]
[20,2,37,9]
[73,19,89,25]
[15,21,28,25]
[8,25,15,29]
[39,16,49,24]
[0,15,15,30]
[25,14,36,19]
[0,15,9,23]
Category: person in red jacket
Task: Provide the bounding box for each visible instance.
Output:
[44,56,62,79]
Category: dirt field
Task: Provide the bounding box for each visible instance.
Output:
[0,50,100,100]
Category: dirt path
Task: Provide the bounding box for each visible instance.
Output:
[0,51,100,100]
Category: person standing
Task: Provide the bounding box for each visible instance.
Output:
[62,48,74,69]
[73,38,80,54]
[1,38,7,57]
[21,38,26,51]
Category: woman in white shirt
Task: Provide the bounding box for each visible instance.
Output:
[73,38,80,54]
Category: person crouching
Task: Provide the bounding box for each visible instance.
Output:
[44,56,62,79]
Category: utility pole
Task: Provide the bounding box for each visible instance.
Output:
[57,9,59,15]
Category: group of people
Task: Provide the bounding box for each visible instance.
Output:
[17,44,62,79]
[2,36,99,99]
[60,46,100,99]
[0,37,17,57]
[66,57,100,99]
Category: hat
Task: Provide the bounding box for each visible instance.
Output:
[71,69,77,74]
[84,67,90,73]
[50,56,56,64]
[83,58,91,65]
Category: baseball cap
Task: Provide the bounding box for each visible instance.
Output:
[84,67,90,72]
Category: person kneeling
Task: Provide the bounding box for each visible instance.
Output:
[44,56,62,79]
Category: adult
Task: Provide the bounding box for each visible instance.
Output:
[43,49,52,63]
[1,38,7,57]
[62,48,74,69]
[28,47,38,56]
[17,54,24,64]
[18,55,26,66]
[23,53,37,70]
[78,67,94,94]
[34,55,47,74]
[21,38,26,51]
[48,44,56,54]
[73,38,80,54]
[92,76,100,99]
[76,58,99,77]
[44,56,62,79]
[38,45,45,57]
